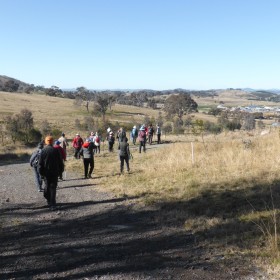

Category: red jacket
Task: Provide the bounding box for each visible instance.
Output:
[72,136,84,149]
[54,145,66,161]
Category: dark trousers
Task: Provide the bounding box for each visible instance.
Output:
[33,167,42,191]
[148,134,153,144]
[108,142,114,152]
[139,141,146,153]
[83,158,94,177]
[120,155,129,173]
[74,147,80,159]
[132,136,137,145]
[43,176,58,207]
[157,134,161,144]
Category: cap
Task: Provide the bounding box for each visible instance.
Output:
[55,140,61,145]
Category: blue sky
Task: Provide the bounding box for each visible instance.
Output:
[1,0,279,90]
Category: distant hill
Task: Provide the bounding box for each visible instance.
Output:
[1,74,280,102]
[0,75,31,92]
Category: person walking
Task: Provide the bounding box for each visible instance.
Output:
[89,131,94,142]
[39,136,64,211]
[148,124,154,145]
[79,138,95,179]
[118,137,130,174]
[156,124,162,144]
[58,132,69,157]
[117,127,126,142]
[138,125,146,153]
[72,133,84,159]
[54,140,66,180]
[130,125,138,145]
[107,131,115,152]
[30,141,44,192]
[94,132,101,154]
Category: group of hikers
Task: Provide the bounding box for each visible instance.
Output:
[30,123,162,211]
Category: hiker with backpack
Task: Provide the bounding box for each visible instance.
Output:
[39,136,64,211]
[79,138,95,179]
[72,133,84,159]
[148,124,154,145]
[30,141,44,192]
[130,125,138,145]
[54,140,66,180]
[138,125,147,153]
[118,136,130,174]
[58,132,69,157]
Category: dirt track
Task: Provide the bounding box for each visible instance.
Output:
[0,161,268,279]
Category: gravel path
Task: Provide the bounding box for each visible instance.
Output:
[0,162,267,279]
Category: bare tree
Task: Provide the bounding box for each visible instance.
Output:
[93,93,111,121]
[75,87,94,112]
[242,113,255,131]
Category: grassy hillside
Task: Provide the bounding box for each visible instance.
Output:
[0,91,161,137]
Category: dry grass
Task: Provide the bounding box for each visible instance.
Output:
[101,131,280,201]
[3,91,280,269]
[82,129,280,267]
[0,91,161,138]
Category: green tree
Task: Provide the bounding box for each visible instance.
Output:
[4,80,19,92]
[163,122,173,135]
[45,85,62,97]
[147,99,157,109]
[156,111,164,127]
[164,93,198,121]
[4,109,35,144]
[4,116,19,144]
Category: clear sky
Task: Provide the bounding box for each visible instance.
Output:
[1,0,279,90]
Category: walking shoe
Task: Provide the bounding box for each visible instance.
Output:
[50,206,57,211]
[88,174,93,178]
